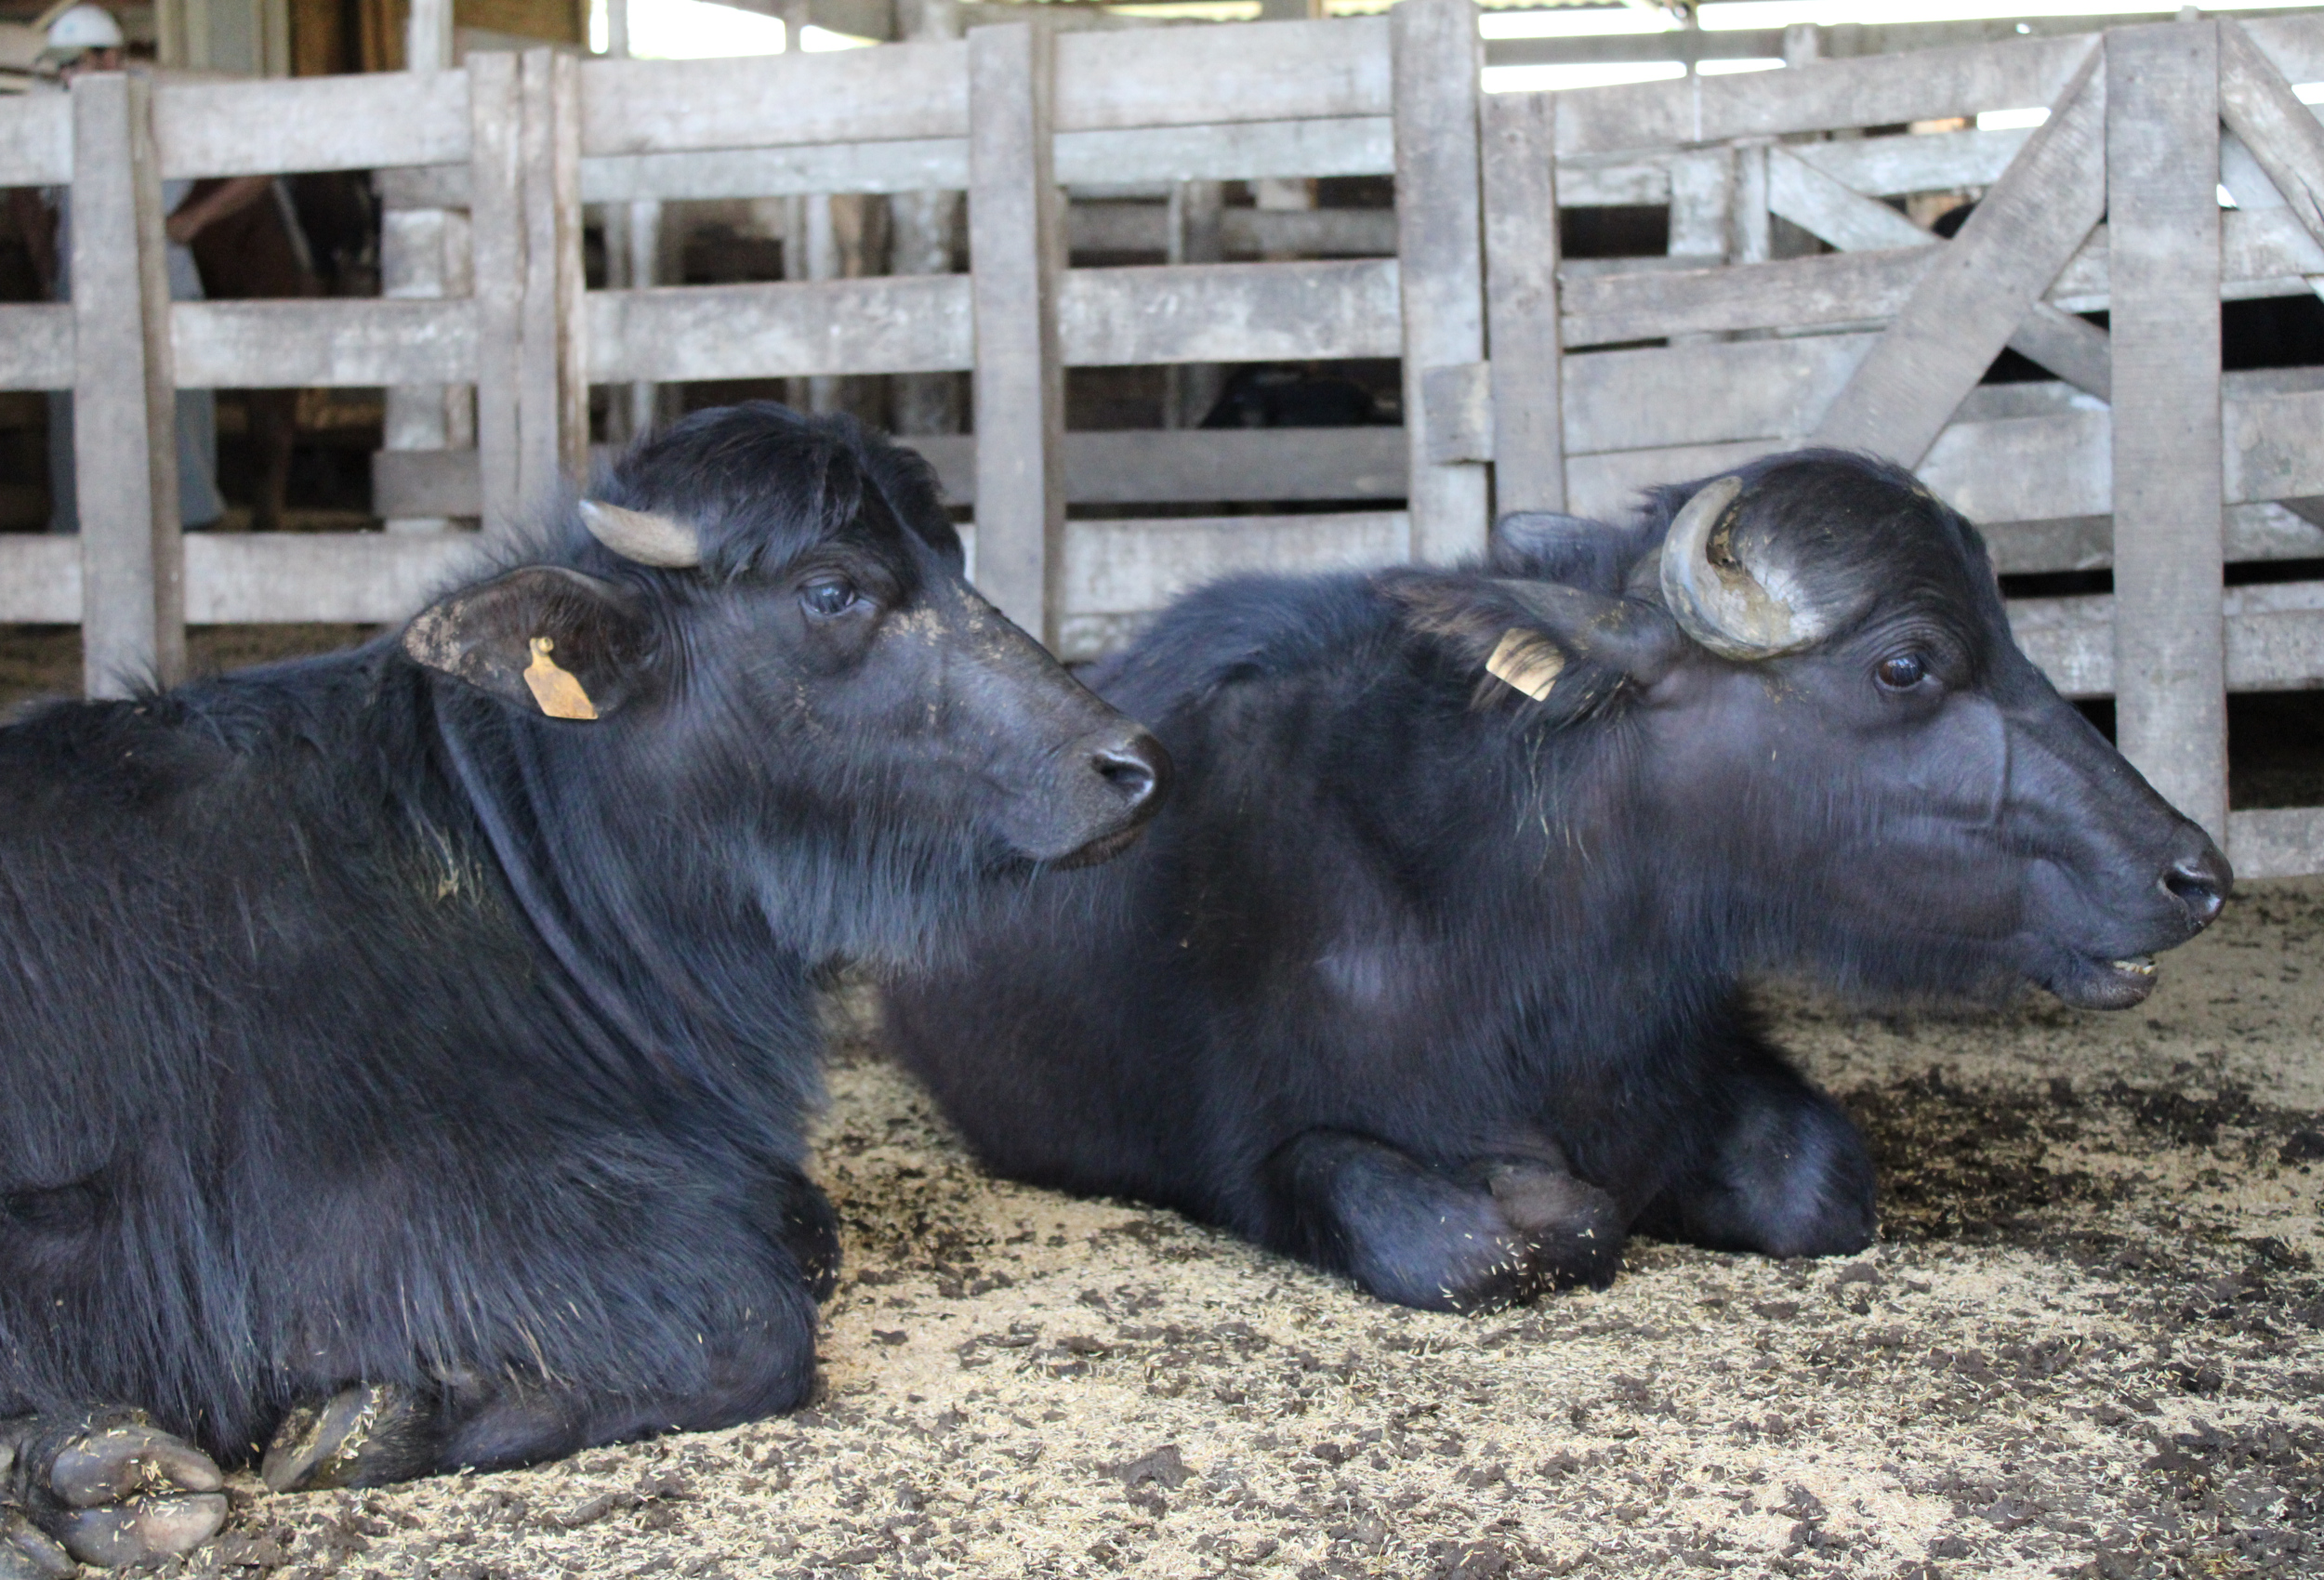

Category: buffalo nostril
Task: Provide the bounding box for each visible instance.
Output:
[1090,733,1169,812]
[1095,753,1152,801]
[2163,849,2230,929]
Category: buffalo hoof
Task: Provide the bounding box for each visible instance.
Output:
[1472,1158,1625,1294]
[263,1383,438,1494]
[1398,1165,1621,1314]
[1,1408,226,1569]
[0,1512,73,1580]
[1273,1129,1631,1313]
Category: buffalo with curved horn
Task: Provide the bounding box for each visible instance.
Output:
[884,449,2228,1311]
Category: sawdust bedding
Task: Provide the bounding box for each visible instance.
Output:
[140,881,2323,1580]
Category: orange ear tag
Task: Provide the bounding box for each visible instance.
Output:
[1485,628,1565,702]
[522,637,598,720]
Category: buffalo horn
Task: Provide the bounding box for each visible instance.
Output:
[1656,476,1827,662]
[578,499,701,569]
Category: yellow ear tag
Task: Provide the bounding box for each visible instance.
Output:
[1486,627,1565,702]
[522,637,598,720]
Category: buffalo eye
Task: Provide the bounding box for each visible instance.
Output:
[1876,652,1928,691]
[800,578,860,618]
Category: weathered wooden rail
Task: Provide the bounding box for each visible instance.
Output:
[3,2,2322,875]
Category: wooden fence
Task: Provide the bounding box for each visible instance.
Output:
[1472,11,2324,879]
[2,1,2322,876]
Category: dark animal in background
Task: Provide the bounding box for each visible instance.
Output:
[181,172,378,531]
[280,172,382,299]
[0,404,1167,1573]
[885,450,2229,1314]
[186,177,320,533]
[1201,364,1384,429]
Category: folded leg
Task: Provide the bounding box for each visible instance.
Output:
[1635,1031,1876,1258]
[1263,1129,1621,1312]
[263,1161,838,1493]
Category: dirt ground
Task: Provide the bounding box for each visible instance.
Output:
[91,877,2308,1580]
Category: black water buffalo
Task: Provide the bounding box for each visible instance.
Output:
[885,450,2229,1314]
[0,403,1165,1574]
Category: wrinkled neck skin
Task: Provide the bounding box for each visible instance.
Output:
[1352,693,1923,1163]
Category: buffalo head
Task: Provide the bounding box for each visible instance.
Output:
[1408,450,2226,1009]
[399,403,1169,963]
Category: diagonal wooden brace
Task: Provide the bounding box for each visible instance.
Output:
[1808,36,2106,466]
[2217,19,2324,257]
[1767,146,2110,401]
[2109,20,2225,842]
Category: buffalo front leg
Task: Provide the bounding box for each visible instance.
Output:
[260,1383,440,1494]
[0,1408,226,1573]
[1635,1033,1877,1259]
[263,1163,839,1492]
[1262,1130,1622,1312]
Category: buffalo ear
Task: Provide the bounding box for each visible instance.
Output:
[1490,510,1652,594]
[403,566,654,721]
[1387,573,1683,706]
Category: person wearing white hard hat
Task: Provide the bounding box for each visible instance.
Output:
[7,6,271,533]
[40,2,123,64]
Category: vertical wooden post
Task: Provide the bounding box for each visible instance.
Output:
[1162,179,1236,429]
[2108,20,2225,839]
[1666,147,1732,263]
[1731,140,1772,266]
[1165,179,1224,429]
[381,0,456,531]
[599,200,632,446]
[968,20,1064,644]
[891,178,962,435]
[469,50,524,534]
[805,192,841,414]
[1480,90,1563,515]
[1667,147,1732,354]
[158,0,191,67]
[781,193,810,412]
[1393,0,1488,564]
[552,54,588,480]
[407,0,452,74]
[72,72,183,698]
[892,0,965,439]
[598,196,665,445]
[623,202,662,436]
[381,207,454,530]
[442,209,477,455]
[601,0,662,443]
[519,46,588,506]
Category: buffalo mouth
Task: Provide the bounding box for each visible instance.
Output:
[1045,820,1152,871]
[2044,950,2161,1010]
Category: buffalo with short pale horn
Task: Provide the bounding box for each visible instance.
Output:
[0,403,1168,1573]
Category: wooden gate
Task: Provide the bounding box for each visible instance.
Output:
[1471,12,2324,878]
